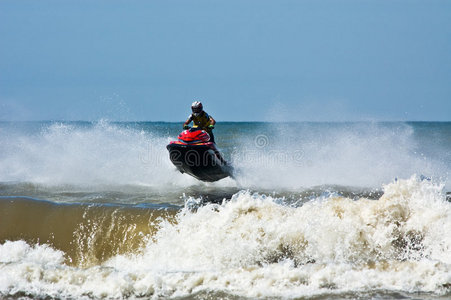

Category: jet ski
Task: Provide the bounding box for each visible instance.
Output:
[166,127,233,182]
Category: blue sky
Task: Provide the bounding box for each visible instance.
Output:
[0,0,450,122]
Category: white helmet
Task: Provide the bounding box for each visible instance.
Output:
[191,101,203,116]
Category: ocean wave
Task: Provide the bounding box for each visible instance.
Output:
[231,122,447,189]
[0,121,199,187]
[1,176,450,299]
[1,121,449,190]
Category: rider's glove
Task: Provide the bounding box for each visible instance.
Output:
[183,125,189,129]
[208,125,215,129]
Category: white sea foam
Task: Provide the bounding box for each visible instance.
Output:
[1,176,450,298]
[0,121,198,187]
[0,121,448,190]
[232,122,447,189]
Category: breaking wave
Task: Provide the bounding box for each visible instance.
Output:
[1,176,450,299]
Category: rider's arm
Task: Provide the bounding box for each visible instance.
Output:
[183,115,193,127]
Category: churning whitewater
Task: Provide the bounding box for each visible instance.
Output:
[1,177,451,299]
[0,121,450,299]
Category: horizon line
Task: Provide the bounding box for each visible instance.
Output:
[1,119,450,123]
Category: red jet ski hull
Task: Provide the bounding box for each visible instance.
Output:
[166,128,233,182]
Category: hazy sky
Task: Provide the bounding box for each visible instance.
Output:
[0,0,450,121]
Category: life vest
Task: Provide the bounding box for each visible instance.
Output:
[190,111,212,131]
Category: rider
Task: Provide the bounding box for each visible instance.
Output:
[183,101,216,143]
